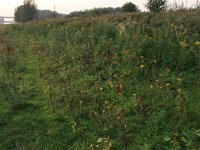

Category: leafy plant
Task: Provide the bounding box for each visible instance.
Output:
[146,0,167,12]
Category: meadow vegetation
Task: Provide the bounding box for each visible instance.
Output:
[0,10,200,149]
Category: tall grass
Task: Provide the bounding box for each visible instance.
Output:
[0,10,200,149]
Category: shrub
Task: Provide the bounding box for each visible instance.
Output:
[146,0,167,12]
[121,2,138,13]
[0,39,27,109]
[14,0,37,23]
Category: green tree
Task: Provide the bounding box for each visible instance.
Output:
[14,0,37,23]
[146,0,167,12]
[121,2,138,13]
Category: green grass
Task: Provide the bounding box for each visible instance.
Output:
[0,10,200,149]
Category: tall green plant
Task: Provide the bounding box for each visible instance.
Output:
[0,39,26,109]
[14,0,37,23]
[146,0,167,12]
[121,2,138,13]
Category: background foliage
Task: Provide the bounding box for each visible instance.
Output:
[14,0,37,23]
[146,0,167,12]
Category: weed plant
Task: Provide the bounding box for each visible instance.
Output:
[0,10,200,149]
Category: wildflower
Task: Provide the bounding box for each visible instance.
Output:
[179,41,189,48]
[90,144,94,149]
[119,84,123,90]
[132,93,137,97]
[100,87,103,91]
[80,88,84,93]
[109,80,113,87]
[144,34,152,40]
[118,23,125,32]
[195,42,200,46]
[111,53,117,58]
[165,83,170,86]
[105,101,109,105]
[79,100,83,105]
[165,68,170,72]
[140,55,144,59]
[176,78,182,82]
[150,85,154,89]
[122,50,129,55]
[178,89,182,93]
[140,64,145,69]
[171,23,175,27]
[97,138,103,143]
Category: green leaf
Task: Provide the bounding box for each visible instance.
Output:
[164,136,171,142]
[181,137,188,143]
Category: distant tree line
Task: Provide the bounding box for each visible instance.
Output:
[14,0,168,23]
[66,2,140,18]
[14,0,64,23]
[66,7,122,18]
[36,10,65,19]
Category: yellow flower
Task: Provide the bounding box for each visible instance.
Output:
[176,78,182,82]
[156,80,159,83]
[165,68,170,72]
[122,50,129,55]
[140,64,145,69]
[179,41,189,48]
[79,100,83,105]
[178,89,182,93]
[97,138,103,143]
[171,23,175,27]
[195,42,200,46]
[108,80,113,87]
[104,101,109,104]
[132,93,137,97]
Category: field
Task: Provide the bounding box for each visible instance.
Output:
[0,10,200,149]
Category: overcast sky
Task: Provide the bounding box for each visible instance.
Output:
[0,0,198,17]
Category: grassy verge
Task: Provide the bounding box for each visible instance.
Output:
[0,11,200,149]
